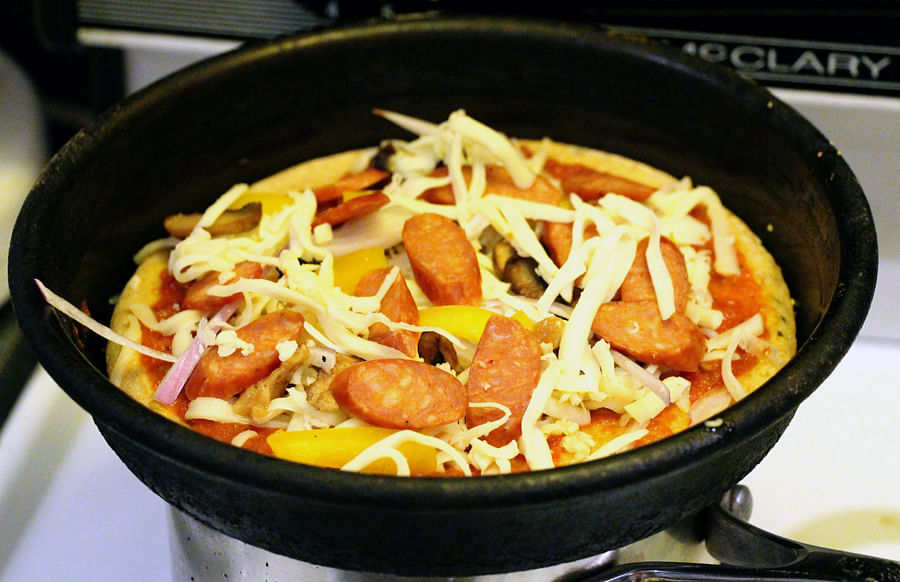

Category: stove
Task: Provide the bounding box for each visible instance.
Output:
[1,7,899,580]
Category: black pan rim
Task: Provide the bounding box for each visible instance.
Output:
[9,15,876,511]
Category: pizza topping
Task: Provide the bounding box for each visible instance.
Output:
[402,212,482,306]
[466,315,543,447]
[311,167,390,204]
[332,359,467,430]
[232,344,310,421]
[417,330,461,373]
[621,237,690,312]
[539,156,657,202]
[182,261,266,312]
[78,109,790,476]
[149,300,241,405]
[267,426,439,475]
[312,191,390,227]
[592,301,707,372]
[353,266,420,358]
[183,309,306,400]
[163,202,263,239]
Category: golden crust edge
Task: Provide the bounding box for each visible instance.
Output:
[728,212,797,392]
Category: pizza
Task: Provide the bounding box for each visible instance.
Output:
[103,109,796,476]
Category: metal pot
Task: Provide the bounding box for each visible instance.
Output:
[8,15,877,577]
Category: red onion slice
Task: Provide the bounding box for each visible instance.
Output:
[153,300,240,405]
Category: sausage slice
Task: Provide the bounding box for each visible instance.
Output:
[402,213,482,306]
[353,267,420,358]
[332,359,467,429]
[183,261,265,312]
[466,315,542,447]
[540,157,655,201]
[591,300,706,372]
[620,236,690,311]
[183,310,305,400]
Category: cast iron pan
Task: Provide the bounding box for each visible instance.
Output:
[8,15,876,577]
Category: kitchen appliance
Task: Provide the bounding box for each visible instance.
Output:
[3,7,899,581]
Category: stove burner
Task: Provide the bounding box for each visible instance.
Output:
[169,508,620,581]
[168,486,900,581]
[168,503,714,581]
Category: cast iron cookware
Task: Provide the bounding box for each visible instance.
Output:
[9,15,876,577]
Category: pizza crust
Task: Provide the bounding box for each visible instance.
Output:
[107,136,797,466]
[727,212,796,390]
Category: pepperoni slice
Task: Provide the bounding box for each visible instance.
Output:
[540,157,655,201]
[591,300,706,372]
[540,221,599,267]
[402,213,482,306]
[484,165,562,204]
[620,237,691,311]
[331,359,467,429]
[312,167,390,203]
[541,221,574,267]
[183,310,306,400]
[183,261,265,312]
[466,315,542,447]
[312,192,389,227]
[420,165,562,206]
[354,267,420,357]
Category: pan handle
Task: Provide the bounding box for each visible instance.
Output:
[571,485,900,582]
[702,485,900,581]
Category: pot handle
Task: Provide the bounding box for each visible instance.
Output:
[702,485,900,581]
[574,485,900,582]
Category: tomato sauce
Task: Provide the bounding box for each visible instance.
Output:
[709,267,761,333]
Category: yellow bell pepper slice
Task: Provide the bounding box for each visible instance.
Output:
[332,247,388,294]
[267,426,437,475]
[511,310,535,331]
[342,190,373,202]
[418,307,536,344]
[418,305,502,344]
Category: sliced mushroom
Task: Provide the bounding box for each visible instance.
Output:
[532,316,565,351]
[491,239,517,275]
[478,225,504,256]
[164,202,262,238]
[417,330,462,374]
[489,239,546,300]
[306,353,360,413]
[232,343,310,422]
[504,256,545,299]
